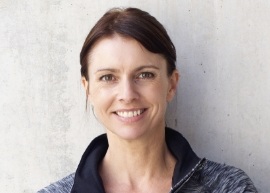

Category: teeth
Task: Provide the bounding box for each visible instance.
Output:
[116,109,143,118]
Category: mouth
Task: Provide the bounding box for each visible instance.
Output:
[114,109,146,118]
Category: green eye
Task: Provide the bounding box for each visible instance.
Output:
[138,72,155,79]
[100,74,115,81]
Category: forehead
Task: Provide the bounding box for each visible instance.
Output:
[87,35,166,71]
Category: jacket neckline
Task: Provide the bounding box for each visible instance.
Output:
[71,127,201,193]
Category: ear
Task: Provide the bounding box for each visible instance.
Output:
[166,70,179,102]
[81,76,89,96]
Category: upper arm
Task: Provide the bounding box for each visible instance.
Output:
[37,173,75,193]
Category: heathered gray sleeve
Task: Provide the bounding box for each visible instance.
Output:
[37,173,75,193]
[202,161,258,193]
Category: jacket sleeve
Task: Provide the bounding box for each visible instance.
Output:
[203,160,258,193]
[37,173,75,193]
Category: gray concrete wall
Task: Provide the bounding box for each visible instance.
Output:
[0,0,269,192]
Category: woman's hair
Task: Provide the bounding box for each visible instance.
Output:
[80,7,176,80]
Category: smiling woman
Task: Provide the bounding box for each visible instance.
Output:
[38,7,257,193]
[84,35,177,141]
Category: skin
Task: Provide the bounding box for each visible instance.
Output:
[82,34,179,193]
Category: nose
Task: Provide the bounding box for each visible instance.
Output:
[117,78,139,103]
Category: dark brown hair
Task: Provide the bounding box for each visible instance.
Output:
[80,7,176,80]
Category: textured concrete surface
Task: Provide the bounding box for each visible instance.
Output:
[0,1,269,192]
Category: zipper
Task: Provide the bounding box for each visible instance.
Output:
[169,158,207,193]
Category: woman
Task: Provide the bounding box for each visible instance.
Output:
[39,7,257,193]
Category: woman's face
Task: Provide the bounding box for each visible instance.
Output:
[83,35,178,140]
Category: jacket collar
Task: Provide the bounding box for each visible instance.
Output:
[71,127,201,193]
[165,128,201,186]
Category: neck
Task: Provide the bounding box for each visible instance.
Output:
[99,128,176,187]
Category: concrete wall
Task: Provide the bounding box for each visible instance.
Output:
[0,0,269,192]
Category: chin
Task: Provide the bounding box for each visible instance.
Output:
[108,126,148,141]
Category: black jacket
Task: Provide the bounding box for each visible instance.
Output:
[38,128,257,193]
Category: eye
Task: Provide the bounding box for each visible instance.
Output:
[100,74,116,82]
[137,72,155,79]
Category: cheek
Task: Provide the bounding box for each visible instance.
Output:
[146,81,169,104]
[89,85,112,108]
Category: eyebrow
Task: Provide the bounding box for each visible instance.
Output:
[95,68,119,74]
[94,65,160,74]
[135,65,160,71]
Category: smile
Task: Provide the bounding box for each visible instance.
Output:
[115,109,145,118]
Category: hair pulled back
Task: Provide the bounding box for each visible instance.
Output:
[80,7,176,80]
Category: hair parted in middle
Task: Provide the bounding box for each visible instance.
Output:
[80,7,177,81]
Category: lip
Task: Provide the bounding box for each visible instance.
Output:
[113,108,147,123]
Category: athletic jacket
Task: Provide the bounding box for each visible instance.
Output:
[38,128,257,193]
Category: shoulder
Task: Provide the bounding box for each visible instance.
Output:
[37,173,75,193]
[200,160,257,192]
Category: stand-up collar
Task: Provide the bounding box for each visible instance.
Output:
[71,128,201,193]
[165,128,201,186]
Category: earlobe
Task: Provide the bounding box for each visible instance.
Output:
[167,70,180,102]
[81,77,89,95]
